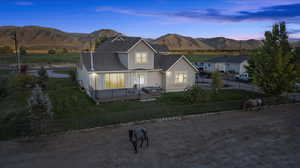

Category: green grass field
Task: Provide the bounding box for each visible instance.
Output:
[0,54,80,64]
[0,75,290,140]
[46,78,260,120]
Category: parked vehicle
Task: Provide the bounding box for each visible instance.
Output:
[235,72,251,81]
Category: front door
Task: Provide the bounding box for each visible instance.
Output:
[135,73,146,88]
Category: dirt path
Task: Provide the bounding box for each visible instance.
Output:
[1,104,300,168]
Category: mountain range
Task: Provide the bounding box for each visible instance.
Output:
[0,26,299,52]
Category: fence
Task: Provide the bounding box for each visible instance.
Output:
[0,96,298,140]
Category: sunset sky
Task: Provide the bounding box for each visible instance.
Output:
[1,0,300,40]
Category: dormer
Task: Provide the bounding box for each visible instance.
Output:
[115,37,158,70]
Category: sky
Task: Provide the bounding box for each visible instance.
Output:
[1,0,300,40]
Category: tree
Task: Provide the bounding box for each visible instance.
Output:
[211,70,224,94]
[246,22,298,96]
[20,46,27,56]
[48,49,56,55]
[62,48,68,54]
[184,85,210,103]
[27,85,53,136]
[295,47,300,62]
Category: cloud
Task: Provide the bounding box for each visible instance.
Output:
[96,7,159,17]
[288,29,300,34]
[15,1,33,6]
[171,3,300,23]
[96,3,300,24]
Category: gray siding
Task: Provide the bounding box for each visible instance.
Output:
[165,58,197,92]
[128,41,155,70]
[76,65,91,91]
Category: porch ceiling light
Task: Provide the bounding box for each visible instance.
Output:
[91,72,97,77]
[166,71,171,76]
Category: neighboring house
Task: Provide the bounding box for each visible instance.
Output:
[77,36,198,101]
[203,56,249,74]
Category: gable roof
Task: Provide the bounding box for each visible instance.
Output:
[157,54,198,72]
[81,36,194,72]
[96,36,142,53]
[206,55,249,63]
[150,43,169,53]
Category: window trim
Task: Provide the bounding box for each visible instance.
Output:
[135,52,148,64]
[175,71,187,84]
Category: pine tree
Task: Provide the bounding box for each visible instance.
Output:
[247,22,298,96]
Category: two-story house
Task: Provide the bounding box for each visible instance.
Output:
[77,36,198,101]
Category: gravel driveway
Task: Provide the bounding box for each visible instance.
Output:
[1,104,300,168]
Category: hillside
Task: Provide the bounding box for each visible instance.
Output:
[2,25,296,52]
[154,34,214,50]
[0,26,120,51]
[201,37,262,50]
[153,34,262,51]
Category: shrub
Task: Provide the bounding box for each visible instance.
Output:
[20,47,27,56]
[212,70,224,94]
[12,74,35,89]
[48,49,56,55]
[62,48,68,54]
[184,85,210,104]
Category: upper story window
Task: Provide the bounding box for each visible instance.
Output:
[175,72,187,84]
[135,53,147,64]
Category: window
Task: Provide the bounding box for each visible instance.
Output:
[175,72,187,84]
[105,73,125,89]
[135,53,147,64]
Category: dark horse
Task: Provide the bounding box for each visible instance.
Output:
[243,98,264,111]
[128,127,149,153]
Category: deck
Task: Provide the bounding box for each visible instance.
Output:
[93,87,162,103]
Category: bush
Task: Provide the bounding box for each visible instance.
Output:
[20,47,27,56]
[184,85,210,104]
[212,70,224,94]
[48,49,56,55]
[62,48,68,54]
[12,74,35,89]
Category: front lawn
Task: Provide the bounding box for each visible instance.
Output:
[42,78,263,132]
[0,75,288,140]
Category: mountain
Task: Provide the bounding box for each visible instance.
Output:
[153,34,262,50]
[154,34,214,50]
[0,25,267,52]
[0,26,120,51]
[292,41,300,47]
[201,37,262,50]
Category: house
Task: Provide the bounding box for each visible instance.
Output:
[203,55,249,74]
[77,36,198,101]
